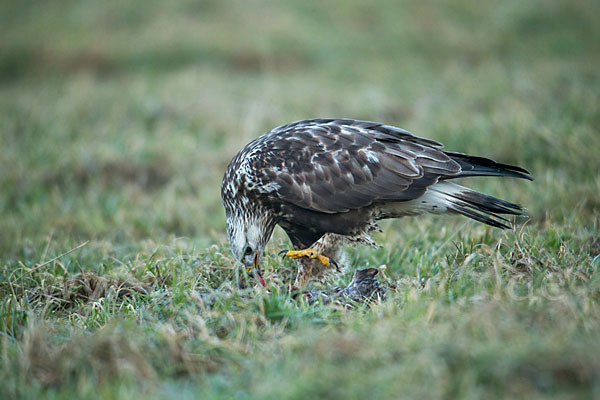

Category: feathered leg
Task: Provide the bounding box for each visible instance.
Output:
[291,233,345,288]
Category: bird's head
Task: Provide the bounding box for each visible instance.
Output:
[225,209,274,287]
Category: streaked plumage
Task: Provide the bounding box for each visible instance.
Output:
[221,118,531,286]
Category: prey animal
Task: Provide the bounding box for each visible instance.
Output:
[221,118,531,287]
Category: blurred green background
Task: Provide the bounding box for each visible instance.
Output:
[2,0,598,254]
[1,0,599,398]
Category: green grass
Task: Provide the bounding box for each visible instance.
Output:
[1,0,599,398]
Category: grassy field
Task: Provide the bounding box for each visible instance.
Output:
[1,0,599,398]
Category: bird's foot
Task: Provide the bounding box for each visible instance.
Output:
[279,248,339,269]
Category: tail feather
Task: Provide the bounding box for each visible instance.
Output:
[429,183,526,229]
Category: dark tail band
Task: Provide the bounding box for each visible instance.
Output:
[446,189,526,229]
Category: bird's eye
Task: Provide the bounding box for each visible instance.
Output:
[244,246,253,256]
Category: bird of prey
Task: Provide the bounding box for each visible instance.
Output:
[221,118,531,287]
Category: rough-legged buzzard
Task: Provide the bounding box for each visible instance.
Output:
[221,119,531,287]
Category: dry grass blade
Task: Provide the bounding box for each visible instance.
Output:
[32,241,89,271]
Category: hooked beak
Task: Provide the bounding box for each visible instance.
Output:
[246,250,266,287]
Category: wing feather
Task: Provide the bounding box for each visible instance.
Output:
[245,119,529,214]
[245,119,455,213]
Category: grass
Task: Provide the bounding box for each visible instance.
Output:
[1,0,599,398]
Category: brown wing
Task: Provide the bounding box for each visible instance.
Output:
[248,119,462,214]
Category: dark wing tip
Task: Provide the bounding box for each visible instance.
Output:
[444,151,533,181]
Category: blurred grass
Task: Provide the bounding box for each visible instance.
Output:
[1,0,599,398]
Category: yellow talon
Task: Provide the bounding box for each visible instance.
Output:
[284,248,314,259]
[282,248,332,267]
